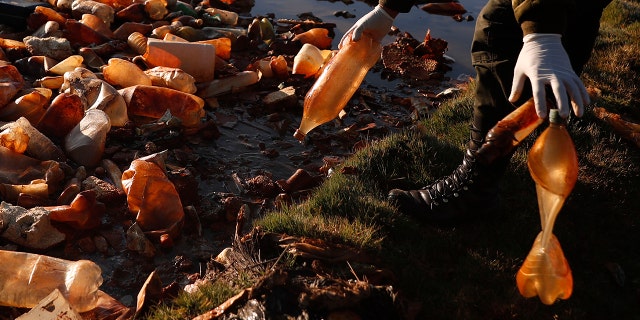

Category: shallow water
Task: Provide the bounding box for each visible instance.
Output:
[251,0,487,81]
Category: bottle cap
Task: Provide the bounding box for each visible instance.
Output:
[549,109,562,124]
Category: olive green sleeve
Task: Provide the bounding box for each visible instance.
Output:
[379,0,416,13]
[512,0,576,35]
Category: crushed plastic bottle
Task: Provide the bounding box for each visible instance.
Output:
[0,88,52,124]
[0,65,26,108]
[144,66,197,94]
[62,67,129,127]
[293,32,381,141]
[121,151,184,241]
[64,108,111,167]
[292,43,326,78]
[516,231,573,305]
[0,250,103,313]
[119,84,205,127]
[36,92,84,139]
[3,117,67,162]
[516,109,578,305]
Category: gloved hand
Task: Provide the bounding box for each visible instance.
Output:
[508,33,590,119]
[339,5,394,48]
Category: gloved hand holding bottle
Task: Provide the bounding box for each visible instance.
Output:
[294,3,400,141]
[508,33,591,119]
[339,5,397,48]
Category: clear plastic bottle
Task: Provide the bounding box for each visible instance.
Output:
[293,33,382,141]
[516,109,578,305]
[0,250,103,312]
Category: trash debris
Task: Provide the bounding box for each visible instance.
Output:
[0,202,66,249]
[421,1,467,16]
[0,250,103,312]
[382,30,451,81]
[593,106,640,148]
[15,289,83,320]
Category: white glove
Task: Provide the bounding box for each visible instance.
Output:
[339,5,394,48]
[508,33,590,119]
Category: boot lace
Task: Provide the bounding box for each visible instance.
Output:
[423,126,484,207]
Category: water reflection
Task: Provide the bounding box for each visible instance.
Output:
[251,0,487,82]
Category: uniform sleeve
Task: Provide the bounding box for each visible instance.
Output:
[512,0,576,35]
[379,0,416,13]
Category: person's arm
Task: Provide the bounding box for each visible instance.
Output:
[512,0,573,35]
[338,1,416,48]
[378,0,413,15]
[508,0,589,119]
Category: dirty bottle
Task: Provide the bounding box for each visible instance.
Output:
[528,108,578,233]
[0,88,52,124]
[119,85,205,127]
[516,109,578,305]
[64,108,111,167]
[121,151,184,242]
[204,7,239,25]
[37,92,84,139]
[144,66,197,94]
[293,32,381,141]
[5,117,67,162]
[475,98,544,165]
[0,250,103,312]
[293,43,326,78]
[102,57,152,88]
[292,28,333,50]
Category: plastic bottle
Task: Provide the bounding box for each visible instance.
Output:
[293,32,381,141]
[528,109,578,232]
[64,109,111,167]
[144,66,197,94]
[121,151,184,241]
[292,28,333,50]
[0,88,52,124]
[102,57,152,88]
[475,98,544,165]
[37,92,84,139]
[119,85,205,127]
[204,7,239,26]
[0,250,103,313]
[292,43,325,78]
[516,109,578,305]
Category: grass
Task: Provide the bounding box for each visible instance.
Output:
[148,1,640,319]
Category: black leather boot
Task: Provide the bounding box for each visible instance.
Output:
[388,126,511,224]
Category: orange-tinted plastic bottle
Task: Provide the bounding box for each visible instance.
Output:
[293,33,382,141]
[528,109,578,232]
[476,98,543,165]
[517,109,578,305]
